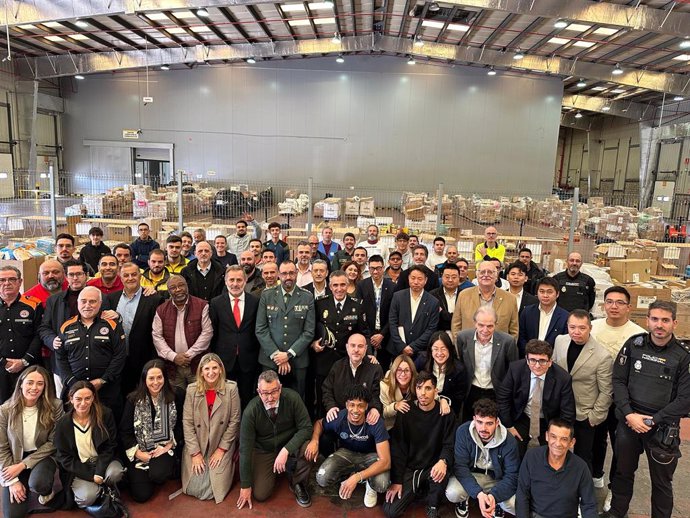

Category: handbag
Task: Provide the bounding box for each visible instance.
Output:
[84,485,128,518]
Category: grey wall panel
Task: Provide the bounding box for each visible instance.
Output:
[62,56,563,195]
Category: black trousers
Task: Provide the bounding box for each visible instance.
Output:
[227,361,259,410]
[383,467,449,518]
[125,452,176,503]
[592,405,618,482]
[0,369,20,404]
[1,457,56,518]
[573,419,596,475]
[462,385,496,423]
[610,421,678,518]
[513,414,547,459]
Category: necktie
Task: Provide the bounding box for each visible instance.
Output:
[233,298,241,327]
[268,407,277,421]
[529,377,543,442]
[336,302,343,312]
[284,292,291,305]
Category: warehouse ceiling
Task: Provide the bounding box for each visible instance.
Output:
[4,0,690,119]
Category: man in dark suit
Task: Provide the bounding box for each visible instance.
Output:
[518,277,569,357]
[106,262,162,395]
[181,240,225,301]
[311,270,370,417]
[456,306,518,422]
[209,265,260,409]
[394,245,439,292]
[256,261,315,399]
[430,263,461,332]
[356,255,395,370]
[496,339,576,458]
[388,265,439,358]
[302,259,331,300]
[505,261,538,315]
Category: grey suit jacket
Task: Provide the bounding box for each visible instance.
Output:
[456,329,518,390]
[553,334,613,425]
[0,398,64,471]
[256,286,315,369]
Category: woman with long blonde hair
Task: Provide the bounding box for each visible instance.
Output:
[379,354,417,430]
[181,353,241,503]
[0,366,63,517]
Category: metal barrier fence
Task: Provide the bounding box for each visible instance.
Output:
[0,168,688,276]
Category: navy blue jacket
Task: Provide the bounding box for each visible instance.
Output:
[517,304,569,357]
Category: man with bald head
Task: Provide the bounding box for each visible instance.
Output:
[181,240,225,301]
[24,259,67,306]
[552,251,596,312]
[261,261,280,289]
[57,285,126,414]
[475,227,505,263]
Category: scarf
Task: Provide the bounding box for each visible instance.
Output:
[133,393,177,452]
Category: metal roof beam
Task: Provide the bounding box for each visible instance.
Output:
[562,94,647,120]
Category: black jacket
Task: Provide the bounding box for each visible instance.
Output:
[119,388,185,454]
[79,242,111,273]
[356,277,395,339]
[209,292,260,374]
[429,286,459,331]
[415,355,467,414]
[322,357,383,414]
[181,258,226,301]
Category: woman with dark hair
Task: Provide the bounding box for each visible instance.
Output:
[119,359,185,502]
[415,331,468,416]
[0,366,63,518]
[182,352,240,503]
[54,380,124,510]
[342,261,361,295]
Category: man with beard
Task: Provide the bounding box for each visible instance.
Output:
[352,247,370,280]
[295,242,313,288]
[256,261,315,399]
[384,251,403,283]
[213,235,238,269]
[331,232,356,271]
[24,259,67,306]
[228,217,260,256]
[240,250,266,297]
[140,249,171,298]
[55,233,94,277]
[307,235,330,267]
[182,240,225,301]
[553,252,596,313]
[152,275,212,390]
[87,254,123,295]
[518,247,545,295]
[357,225,387,261]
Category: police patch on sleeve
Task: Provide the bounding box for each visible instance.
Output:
[340,432,349,440]
[619,355,626,365]
[634,360,642,371]
[634,336,644,346]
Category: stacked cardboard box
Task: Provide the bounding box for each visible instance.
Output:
[83,190,134,216]
[469,197,501,224]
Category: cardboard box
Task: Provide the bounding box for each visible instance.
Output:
[609,259,655,283]
[0,256,44,292]
[107,224,131,242]
[624,286,673,311]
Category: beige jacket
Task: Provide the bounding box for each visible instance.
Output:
[450,286,519,339]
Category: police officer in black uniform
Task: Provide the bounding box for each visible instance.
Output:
[310,269,370,417]
[552,251,596,312]
[0,266,43,403]
[56,286,126,419]
[602,300,690,518]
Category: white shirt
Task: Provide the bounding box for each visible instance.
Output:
[296,263,313,287]
[473,277,510,290]
[22,406,39,451]
[591,318,645,359]
[525,373,546,418]
[512,289,524,311]
[444,289,458,315]
[73,420,98,463]
[426,252,446,270]
[372,279,383,331]
[472,333,494,389]
[229,291,246,322]
[410,291,423,322]
[433,363,446,392]
[538,304,556,341]
[312,283,327,300]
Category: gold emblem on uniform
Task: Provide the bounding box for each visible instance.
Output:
[323,310,329,318]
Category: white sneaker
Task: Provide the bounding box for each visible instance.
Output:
[38,490,55,505]
[363,481,378,508]
[603,489,612,512]
[592,475,605,489]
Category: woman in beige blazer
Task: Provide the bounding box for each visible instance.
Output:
[0,366,64,518]
[182,352,241,503]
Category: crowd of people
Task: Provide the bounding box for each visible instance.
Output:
[0,219,688,518]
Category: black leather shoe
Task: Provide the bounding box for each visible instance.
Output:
[292,483,311,508]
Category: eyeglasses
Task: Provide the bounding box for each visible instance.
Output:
[526,358,550,366]
[258,388,281,397]
[67,272,86,278]
[396,368,411,375]
[604,299,629,307]
[477,270,496,276]
[0,277,19,284]
[369,266,383,271]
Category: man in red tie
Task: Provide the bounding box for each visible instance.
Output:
[209,265,261,409]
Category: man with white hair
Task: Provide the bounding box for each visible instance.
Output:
[56,286,127,416]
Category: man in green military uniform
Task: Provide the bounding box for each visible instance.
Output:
[256,261,315,399]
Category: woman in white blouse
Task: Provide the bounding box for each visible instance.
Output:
[0,366,63,518]
[54,380,124,510]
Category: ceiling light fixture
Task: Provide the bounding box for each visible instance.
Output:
[414,35,424,48]
[160,64,170,70]
[602,105,611,111]
[612,63,623,75]
[246,57,256,64]
[554,19,568,29]
[513,49,524,60]
[407,56,416,65]
[574,112,583,119]
[429,2,440,12]
[576,79,586,88]
[196,8,210,17]
[332,32,341,44]
[674,96,685,101]
[336,55,345,63]
[75,19,89,28]
[680,39,690,49]
[323,0,334,7]
[75,74,85,80]
[487,66,496,76]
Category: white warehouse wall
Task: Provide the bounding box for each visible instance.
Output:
[62,56,563,195]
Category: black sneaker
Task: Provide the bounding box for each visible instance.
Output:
[426,506,440,518]
[455,500,469,518]
[292,483,311,508]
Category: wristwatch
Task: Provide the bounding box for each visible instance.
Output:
[643,418,655,427]
[287,351,295,360]
[21,359,29,367]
